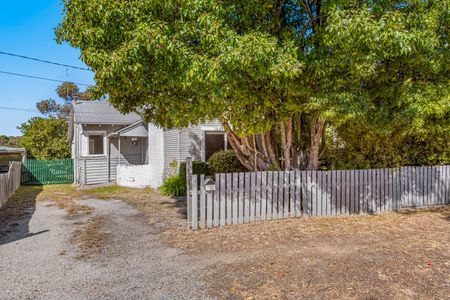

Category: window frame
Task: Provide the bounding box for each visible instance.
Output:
[85,130,107,157]
[200,126,227,162]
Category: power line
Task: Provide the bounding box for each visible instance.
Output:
[0,106,37,113]
[0,50,92,71]
[0,70,91,87]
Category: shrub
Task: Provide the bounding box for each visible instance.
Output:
[160,175,186,197]
[178,160,208,182]
[207,150,246,174]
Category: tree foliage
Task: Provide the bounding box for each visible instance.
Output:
[325,120,450,169]
[21,82,90,159]
[56,0,449,170]
[37,82,93,117]
[18,117,71,160]
[0,135,22,147]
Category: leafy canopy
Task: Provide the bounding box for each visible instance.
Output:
[19,117,71,160]
[57,0,448,131]
[56,0,449,168]
[37,82,94,117]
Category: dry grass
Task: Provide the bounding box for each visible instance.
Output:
[0,185,93,232]
[165,206,450,254]
[6,185,94,216]
[36,185,94,216]
[163,206,450,299]
[0,186,42,235]
[72,186,187,258]
[2,184,185,258]
[70,216,109,259]
[81,185,187,229]
[2,184,185,228]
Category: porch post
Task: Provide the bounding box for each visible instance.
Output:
[118,134,121,165]
[106,137,110,182]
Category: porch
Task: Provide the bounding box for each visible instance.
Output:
[75,122,149,185]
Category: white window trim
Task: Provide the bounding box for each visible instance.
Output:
[85,130,107,157]
[200,126,227,162]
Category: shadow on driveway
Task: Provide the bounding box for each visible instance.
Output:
[0,185,47,245]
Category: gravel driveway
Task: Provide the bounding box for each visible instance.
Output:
[0,198,211,300]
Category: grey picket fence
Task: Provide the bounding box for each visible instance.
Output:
[187,165,450,230]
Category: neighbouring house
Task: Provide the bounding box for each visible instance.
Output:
[0,146,27,173]
[69,101,226,187]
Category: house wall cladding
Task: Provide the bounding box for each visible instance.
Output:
[188,165,450,230]
[163,120,222,174]
[75,136,146,185]
[77,154,141,185]
[80,156,109,185]
[109,137,148,164]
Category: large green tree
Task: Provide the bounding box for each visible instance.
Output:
[19,81,91,160]
[19,117,71,160]
[56,0,449,170]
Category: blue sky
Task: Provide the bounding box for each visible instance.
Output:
[0,0,95,136]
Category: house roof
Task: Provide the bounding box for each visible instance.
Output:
[0,146,26,154]
[107,121,148,138]
[73,101,142,125]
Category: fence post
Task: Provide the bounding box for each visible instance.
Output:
[186,157,193,228]
[191,174,198,230]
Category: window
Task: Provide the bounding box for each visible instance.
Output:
[88,135,104,155]
[204,131,226,161]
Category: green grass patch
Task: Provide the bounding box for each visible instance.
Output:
[81,185,153,199]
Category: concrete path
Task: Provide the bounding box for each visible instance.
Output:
[0,199,210,300]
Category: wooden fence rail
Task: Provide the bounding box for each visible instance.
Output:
[188,164,450,230]
[0,162,21,209]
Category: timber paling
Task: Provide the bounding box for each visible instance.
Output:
[0,161,21,208]
[188,165,450,230]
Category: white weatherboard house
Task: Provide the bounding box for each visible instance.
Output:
[68,101,226,188]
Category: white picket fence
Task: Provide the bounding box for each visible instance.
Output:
[187,164,450,230]
[0,162,22,209]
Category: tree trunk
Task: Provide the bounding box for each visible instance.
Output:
[307,113,325,170]
[279,117,293,170]
[223,121,272,171]
[222,114,325,172]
